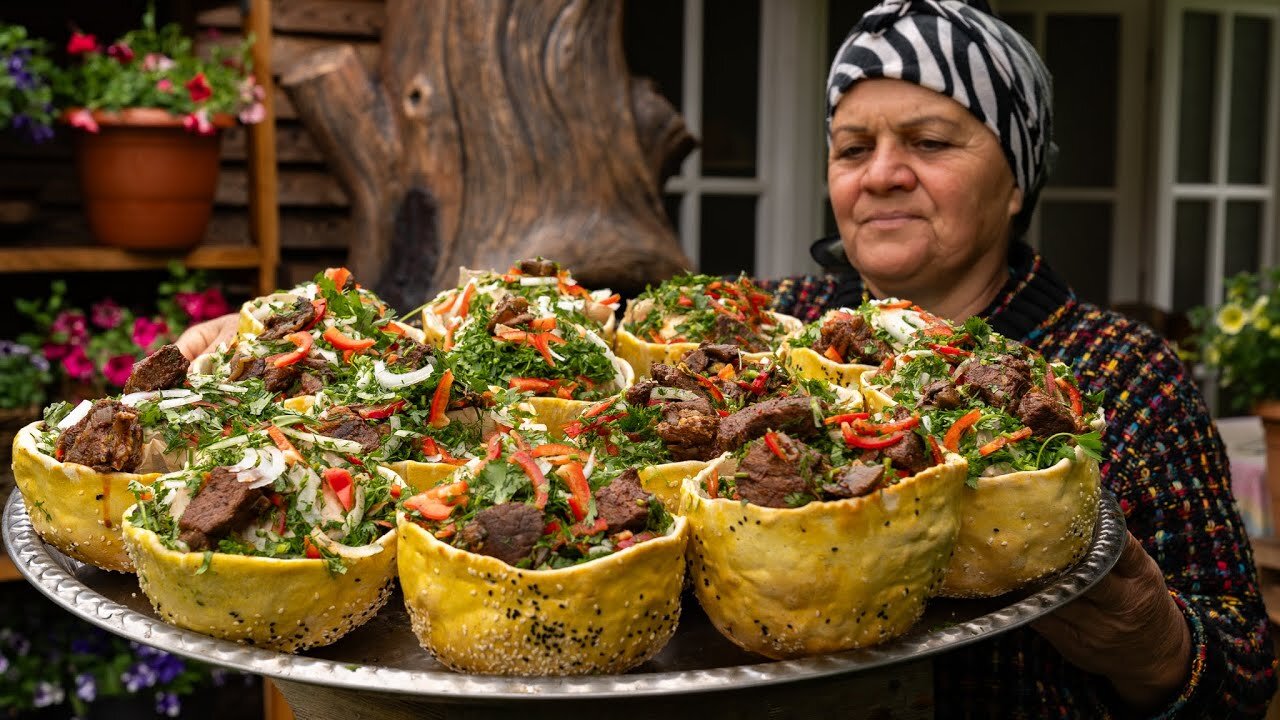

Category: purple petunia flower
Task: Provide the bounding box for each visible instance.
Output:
[11,634,30,657]
[75,672,96,702]
[210,668,228,687]
[0,653,9,674]
[122,661,158,692]
[30,353,49,372]
[156,691,181,717]
[33,681,65,708]
[150,653,185,684]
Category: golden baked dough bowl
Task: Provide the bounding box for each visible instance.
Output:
[780,345,877,388]
[680,453,967,659]
[638,460,711,514]
[397,512,688,675]
[615,312,803,379]
[122,511,398,653]
[239,292,424,345]
[522,358,636,438]
[940,446,1101,598]
[12,422,161,573]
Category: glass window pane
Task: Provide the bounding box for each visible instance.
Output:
[1038,201,1113,306]
[1224,200,1262,282]
[1228,15,1272,184]
[1177,12,1219,183]
[700,195,756,276]
[663,193,682,232]
[624,0,684,110]
[701,0,760,177]
[1173,200,1210,312]
[1045,16,1118,187]
[1001,13,1034,44]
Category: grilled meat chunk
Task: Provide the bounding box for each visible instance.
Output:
[57,399,143,473]
[458,502,544,566]
[955,354,1032,413]
[735,432,822,508]
[259,298,316,341]
[1016,391,1082,438]
[595,468,651,533]
[813,313,892,364]
[316,407,382,453]
[177,467,270,551]
[122,344,189,394]
[716,395,817,452]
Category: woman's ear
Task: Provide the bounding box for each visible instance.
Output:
[1008,186,1025,220]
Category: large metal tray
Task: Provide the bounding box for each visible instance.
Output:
[3,488,1124,701]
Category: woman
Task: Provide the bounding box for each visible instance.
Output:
[765,0,1276,716]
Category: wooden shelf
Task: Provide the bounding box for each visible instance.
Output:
[1254,536,1280,572]
[0,246,262,273]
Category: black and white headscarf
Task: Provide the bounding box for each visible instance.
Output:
[827,0,1056,214]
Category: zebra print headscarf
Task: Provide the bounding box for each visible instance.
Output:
[827,0,1056,213]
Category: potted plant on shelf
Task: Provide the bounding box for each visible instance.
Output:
[1189,267,1280,530]
[0,340,50,503]
[0,24,56,228]
[51,5,264,251]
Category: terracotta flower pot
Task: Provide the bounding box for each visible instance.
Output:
[1254,400,1280,532]
[68,108,234,251]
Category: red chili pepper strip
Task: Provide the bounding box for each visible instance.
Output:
[433,524,456,540]
[304,536,321,559]
[842,425,906,450]
[1056,376,1083,416]
[270,331,313,368]
[570,517,608,536]
[322,467,355,511]
[693,374,725,403]
[324,267,351,289]
[322,326,375,353]
[851,415,920,436]
[454,282,476,319]
[597,293,621,306]
[929,343,973,358]
[1044,364,1060,401]
[584,395,620,419]
[943,409,983,452]
[878,299,913,310]
[355,399,407,420]
[531,443,581,459]
[823,346,845,363]
[486,432,504,460]
[823,412,870,426]
[677,295,694,308]
[511,450,550,510]
[302,299,327,331]
[878,354,896,376]
[563,420,586,439]
[509,377,558,394]
[978,427,1034,456]
[763,432,791,461]
[266,425,303,464]
[529,333,557,366]
[429,369,453,428]
[706,474,720,499]
[530,317,558,331]
[404,495,457,521]
[389,484,402,499]
[927,435,945,465]
[557,462,592,521]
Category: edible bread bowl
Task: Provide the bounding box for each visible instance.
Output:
[680,452,967,658]
[615,312,803,380]
[12,422,161,572]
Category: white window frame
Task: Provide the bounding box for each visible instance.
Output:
[663,0,826,279]
[1151,0,1280,311]
[993,0,1150,305]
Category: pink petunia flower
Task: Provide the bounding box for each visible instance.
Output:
[238,76,265,104]
[66,32,99,55]
[174,291,204,320]
[238,102,265,125]
[132,317,169,350]
[200,288,230,319]
[43,343,70,362]
[61,346,95,382]
[90,299,124,330]
[102,354,136,387]
[185,73,212,103]
[52,311,89,342]
[106,43,134,64]
[67,109,99,134]
[156,78,174,93]
[142,53,175,72]
[182,109,216,136]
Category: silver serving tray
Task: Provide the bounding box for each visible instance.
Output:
[3,489,1124,701]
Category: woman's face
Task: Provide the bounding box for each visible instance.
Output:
[827,79,1023,297]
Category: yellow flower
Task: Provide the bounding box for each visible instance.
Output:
[1206,346,1221,365]
[1257,316,1272,332]
[1217,303,1247,335]
[1270,325,1280,340]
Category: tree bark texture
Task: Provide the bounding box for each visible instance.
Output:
[281,0,695,310]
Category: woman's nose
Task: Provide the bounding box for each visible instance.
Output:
[860,142,916,194]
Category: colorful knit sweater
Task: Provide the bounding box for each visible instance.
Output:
[762,240,1277,719]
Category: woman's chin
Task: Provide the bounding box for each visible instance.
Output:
[845,238,932,286]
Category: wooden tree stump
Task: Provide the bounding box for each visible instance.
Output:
[280,0,695,310]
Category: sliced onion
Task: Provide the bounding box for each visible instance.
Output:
[651,386,701,403]
[227,448,261,472]
[204,431,264,451]
[874,309,923,345]
[216,383,248,394]
[278,426,364,453]
[314,347,338,365]
[372,360,434,389]
[120,391,161,406]
[309,528,384,558]
[158,394,203,410]
[582,448,597,480]
[520,276,558,286]
[57,400,93,430]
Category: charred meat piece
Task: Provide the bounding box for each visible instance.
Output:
[813,313,892,365]
[650,364,708,398]
[122,344,189,394]
[716,396,817,452]
[682,343,742,375]
[517,258,559,277]
[297,372,325,395]
[879,431,931,477]
[57,399,144,473]
[709,315,768,352]
[656,413,721,461]
[736,433,822,508]
[920,379,963,410]
[486,296,533,333]
[661,398,714,423]
[595,468,651,533]
[227,355,266,383]
[458,502,544,566]
[1016,391,1082,438]
[316,407,383,453]
[824,462,886,499]
[262,364,301,394]
[259,298,316,341]
[625,380,658,406]
[177,467,271,551]
[955,355,1032,413]
[394,340,435,370]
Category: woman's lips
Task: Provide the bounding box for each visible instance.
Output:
[861,212,922,229]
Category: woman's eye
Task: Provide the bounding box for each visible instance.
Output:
[837,145,869,159]
[916,139,950,151]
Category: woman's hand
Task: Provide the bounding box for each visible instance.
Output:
[1032,532,1192,712]
[175,313,238,360]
